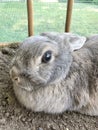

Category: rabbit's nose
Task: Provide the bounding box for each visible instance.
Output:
[13,76,20,84]
[10,67,20,83]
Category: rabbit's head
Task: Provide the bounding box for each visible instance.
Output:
[10,32,86,91]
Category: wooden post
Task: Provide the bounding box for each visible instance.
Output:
[65,0,74,32]
[27,0,33,36]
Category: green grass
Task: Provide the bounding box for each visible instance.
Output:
[0,1,98,42]
[0,2,28,42]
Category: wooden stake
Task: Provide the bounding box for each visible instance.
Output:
[65,0,74,32]
[0,42,20,47]
[27,0,33,36]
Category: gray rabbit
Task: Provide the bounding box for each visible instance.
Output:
[10,32,98,116]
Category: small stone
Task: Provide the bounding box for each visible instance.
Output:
[2,101,6,106]
[38,127,43,130]
[0,118,6,124]
[22,117,26,122]
[5,112,10,117]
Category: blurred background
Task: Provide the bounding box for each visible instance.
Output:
[0,0,98,42]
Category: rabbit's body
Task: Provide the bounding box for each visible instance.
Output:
[10,33,98,116]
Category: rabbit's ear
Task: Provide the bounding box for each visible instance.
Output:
[68,35,86,51]
[40,32,59,41]
[41,32,86,51]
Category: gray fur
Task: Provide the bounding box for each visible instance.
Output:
[10,32,98,116]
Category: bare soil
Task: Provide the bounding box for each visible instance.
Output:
[0,43,98,130]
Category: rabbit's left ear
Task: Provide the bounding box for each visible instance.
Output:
[68,35,86,51]
[41,32,86,51]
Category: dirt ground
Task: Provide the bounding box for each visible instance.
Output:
[0,43,98,130]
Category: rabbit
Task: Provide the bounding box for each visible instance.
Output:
[10,32,98,116]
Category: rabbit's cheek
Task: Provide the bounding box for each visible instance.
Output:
[39,68,52,82]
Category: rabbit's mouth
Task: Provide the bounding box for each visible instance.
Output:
[20,85,42,92]
[12,82,33,92]
[17,82,45,92]
[19,85,33,92]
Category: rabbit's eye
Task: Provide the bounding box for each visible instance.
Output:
[42,50,52,63]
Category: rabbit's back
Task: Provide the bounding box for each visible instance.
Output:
[70,35,98,115]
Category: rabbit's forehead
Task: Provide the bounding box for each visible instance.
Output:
[20,41,58,56]
[22,35,58,47]
[35,42,58,55]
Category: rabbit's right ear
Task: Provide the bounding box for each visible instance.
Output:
[67,34,86,51]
